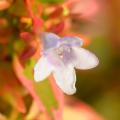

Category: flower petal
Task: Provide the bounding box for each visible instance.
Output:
[53,65,76,95]
[61,37,83,47]
[45,49,65,68]
[41,32,60,50]
[72,47,99,69]
[34,56,53,81]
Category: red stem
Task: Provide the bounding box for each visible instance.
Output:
[24,0,34,18]
[23,0,43,33]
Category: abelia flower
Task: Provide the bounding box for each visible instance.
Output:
[34,33,99,95]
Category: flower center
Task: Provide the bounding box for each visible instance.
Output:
[56,45,71,58]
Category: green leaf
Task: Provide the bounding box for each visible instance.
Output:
[8,0,28,16]
[24,59,35,80]
[35,80,58,114]
[39,0,64,4]
[24,59,58,115]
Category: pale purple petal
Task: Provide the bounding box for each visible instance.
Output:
[60,37,83,47]
[34,56,53,81]
[72,47,99,69]
[53,65,76,95]
[45,50,65,68]
[41,32,60,50]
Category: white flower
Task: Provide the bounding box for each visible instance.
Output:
[34,33,99,95]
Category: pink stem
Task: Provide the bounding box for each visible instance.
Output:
[13,56,45,112]
[49,76,64,120]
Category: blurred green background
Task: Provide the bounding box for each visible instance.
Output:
[74,0,120,120]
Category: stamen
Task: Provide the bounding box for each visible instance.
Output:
[56,45,71,58]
